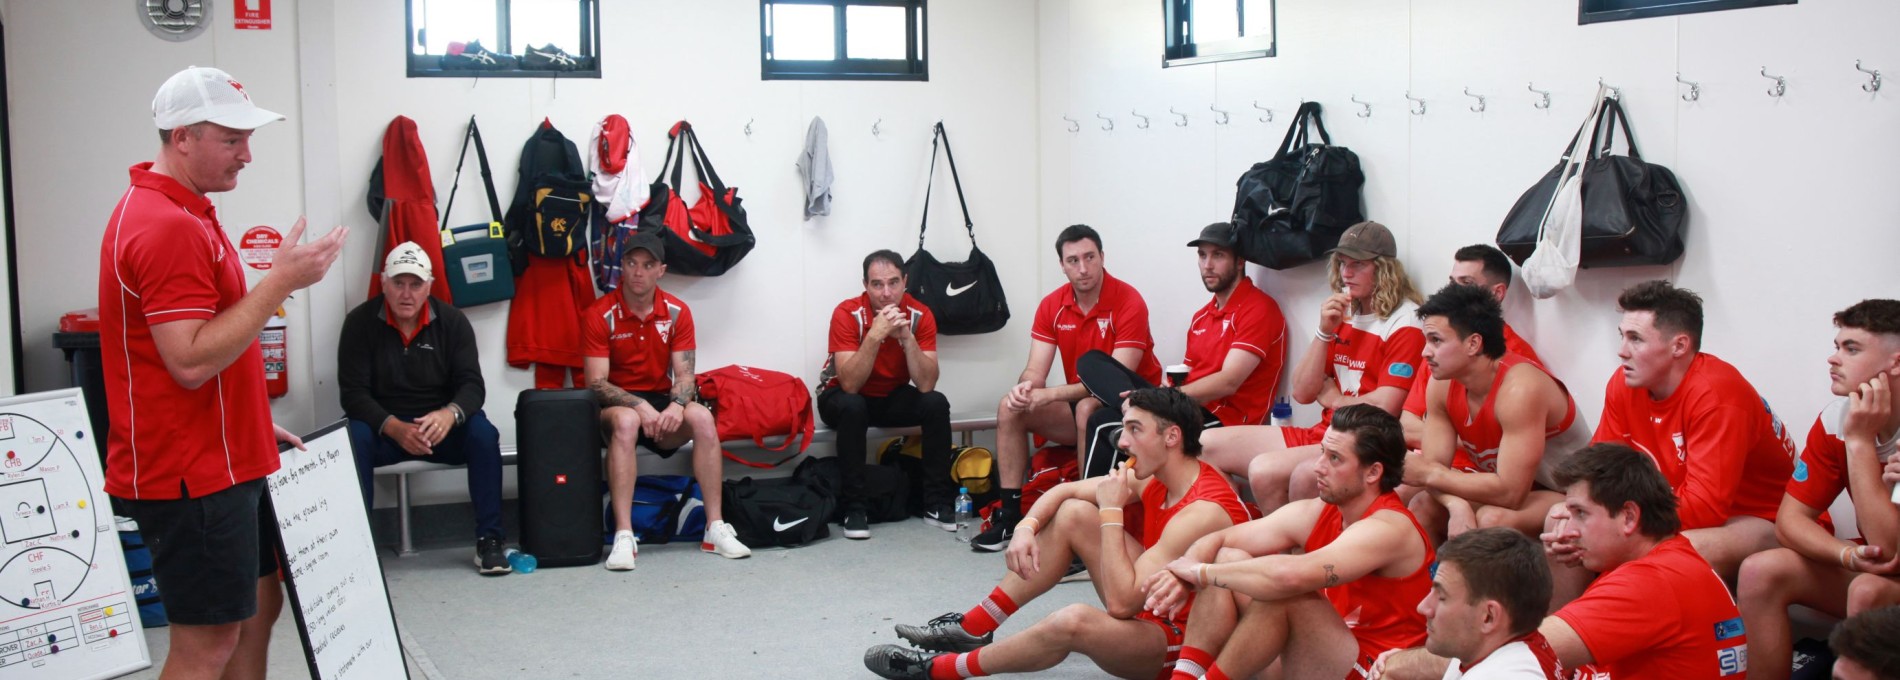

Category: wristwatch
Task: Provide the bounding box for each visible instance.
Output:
[671,395,689,408]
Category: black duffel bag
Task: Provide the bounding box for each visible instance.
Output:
[1497,97,1686,269]
[906,122,1009,335]
[634,121,756,277]
[720,475,835,548]
[1231,102,1365,270]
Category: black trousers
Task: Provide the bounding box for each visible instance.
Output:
[818,384,955,509]
[1074,350,1224,479]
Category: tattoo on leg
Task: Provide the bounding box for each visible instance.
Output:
[1324,564,1339,588]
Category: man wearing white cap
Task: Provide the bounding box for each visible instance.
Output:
[340,242,505,574]
[101,66,345,679]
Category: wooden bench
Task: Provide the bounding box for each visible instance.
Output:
[373,411,999,555]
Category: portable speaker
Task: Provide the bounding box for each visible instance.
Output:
[516,388,602,567]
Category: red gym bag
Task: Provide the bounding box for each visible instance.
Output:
[696,365,816,468]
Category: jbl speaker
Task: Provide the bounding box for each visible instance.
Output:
[516,388,602,567]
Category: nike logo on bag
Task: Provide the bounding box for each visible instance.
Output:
[772,516,809,532]
[946,281,977,296]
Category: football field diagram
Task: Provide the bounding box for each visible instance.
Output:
[0,412,101,611]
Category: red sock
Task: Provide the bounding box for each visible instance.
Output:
[1204,665,1232,680]
[1170,646,1215,679]
[929,650,987,679]
[960,587,1019,637]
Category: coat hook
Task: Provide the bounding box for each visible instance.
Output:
[1209,104,1231,125]
[745,118,755,136]
[1463,87,1486,113]
[1252,100,1273,123]
[1061,115,1079,133]
[872,118,883,136]
[1404,91,1426,116]
[1169,106,1189,127]
[1096,112,1115,131]
[1674,73,1700,102]
[1131,109,1151,129]
[1856,60,1882,93]
[1760,67,1787,98]
[1597,77,1622,100]
[1351,95,1371,118]
[1527,82,1551,110]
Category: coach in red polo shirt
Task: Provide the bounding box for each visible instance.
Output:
[101,67,346,679]
[816,250,952,540]
[584,233,751,570]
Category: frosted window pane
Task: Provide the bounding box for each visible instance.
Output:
[846,5,906,60]
[770,4,837,61]
[416,0,496,55]
[510,0,582,52]
[1196,0,1238,43]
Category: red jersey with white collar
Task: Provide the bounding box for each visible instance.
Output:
[1183,278,1287,425]
[817,293,938,398]
[1029,272,1162,385]
[1444,354,1593,491]
[581,288,696,393]
[1592,353,1794,528]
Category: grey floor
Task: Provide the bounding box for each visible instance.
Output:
[127,518,1111,679]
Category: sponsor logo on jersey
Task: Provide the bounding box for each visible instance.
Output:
[1791,456,1809,482]
[1717,643,1748,676]
[1714,616,1745,641]
[1389,362,1416,379]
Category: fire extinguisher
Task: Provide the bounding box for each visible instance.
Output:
[260,307,288,398]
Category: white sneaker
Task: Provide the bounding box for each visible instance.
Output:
[605,531,638,571]
[701,520,752,559]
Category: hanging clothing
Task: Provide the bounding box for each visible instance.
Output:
[506,253,594,372]
[589,114,646,224]
[796,116,833,219]
[368,116,453,302]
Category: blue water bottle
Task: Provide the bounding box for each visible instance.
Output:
[954,488,977,543]
[504,548,537,574]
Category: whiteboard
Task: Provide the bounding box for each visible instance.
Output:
[0,388,149,680]
[266,421,407,680]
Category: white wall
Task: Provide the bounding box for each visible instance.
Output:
[1038,0,1900,437]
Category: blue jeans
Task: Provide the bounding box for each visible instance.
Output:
[349,410,504,540]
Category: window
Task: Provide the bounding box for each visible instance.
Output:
[1163,0,1276,68]
[406,0,602,78]
[1578,0,1794,24]
[761,0,928,81]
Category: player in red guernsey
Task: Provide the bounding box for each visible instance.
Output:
[984,225,1164,551]
[1401,284,1591,543]
[865,389,1249,680]
[1200,221,1426,514]
[1144,405,1431,680]
[1538,444,1749,680]
[1399,245,1544,448]
[1737,299,1900,680]
[1365,529,1562,680]
[1587,281,1793,589]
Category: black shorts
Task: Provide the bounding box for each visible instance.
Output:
[599,390,685,457]
[118,478,279,626]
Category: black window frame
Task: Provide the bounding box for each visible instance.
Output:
[760,0,929,82]
[405,0,603,79]
[1162,0,1277,68]
[1578,0,1794,24]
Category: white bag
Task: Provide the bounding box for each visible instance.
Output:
[1522,85,1608,299]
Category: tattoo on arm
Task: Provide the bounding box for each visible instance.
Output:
[591,378,641,409]
[671,351,697,403]
[1323,564,1340,588]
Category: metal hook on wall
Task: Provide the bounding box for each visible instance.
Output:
[1527,82,1551,110]
[872,118,883,136]
[1597,77,1622,100]
[745,118,755,136]
[1856,60,1882,93]
[1674,73,1700,102]
[1169,106,1189,127]
[1351,95,1371,118]
[1131,109,1151,129]
[1405,91,1426,116]
[1463,87,1486,113]
[1061,115,1080,133]
[1210,104,1231,125]
[1760,67,1787,98]
[1096,112,1115,131]
[1252,100,1273,123]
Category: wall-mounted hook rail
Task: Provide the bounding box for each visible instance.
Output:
[1351,95,1371,118]
[1597,77,1622,100]
[1210,104,1231,125]
[1527,82,1551,110]
[1463,87,1486,113]
[1062,115,1079,133]
[1096,112,1114,131]
[872,118,883,136]
[745,118,755,136]
[1169,106,1189,126]
[1761,67,1787,98]
[1131,109,1151,129]
[1405,91,1426,116]
[1856,60,1882,93]
[1674,73,1700,102]
[1252,100,1273,123]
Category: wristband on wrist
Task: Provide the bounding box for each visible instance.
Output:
[1018,516,1041,533]
[1100,522,1124,529]
[1316,328,1339,343]
[1098,508,1124,523]
[1842,545,1859,571]
[1198,563,1209,589]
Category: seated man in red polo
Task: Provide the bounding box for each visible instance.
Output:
[1145,405,1432,680]
[583,233,750,570]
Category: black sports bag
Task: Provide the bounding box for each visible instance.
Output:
[906,122,1009,335]
[1231,102,1365,270]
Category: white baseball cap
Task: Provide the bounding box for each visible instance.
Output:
[383,242,433,281]
[152,66,286,130]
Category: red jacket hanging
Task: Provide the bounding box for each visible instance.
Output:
[369,116,453,302]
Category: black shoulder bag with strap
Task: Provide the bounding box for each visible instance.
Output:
[634,121,756,277]
[1496,97,1686,269]
[906,122,1009,335]
[1231,102,1365,270]
[436,116,515,307]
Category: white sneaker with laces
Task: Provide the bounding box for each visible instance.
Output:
[605,530,638,571]
[701,520,752,559]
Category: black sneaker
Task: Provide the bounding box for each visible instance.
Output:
[864,644,940,680]
[920,504,957,531]
[441,40,519,70]
[474,536,511,575]
[894,612,992,653]
[970,514,1017,553]
[843,509,871,540]
[522,43,584,71]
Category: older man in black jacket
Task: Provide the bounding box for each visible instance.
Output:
[340,242,505,574]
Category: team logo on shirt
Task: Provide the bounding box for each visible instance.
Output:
[1672,433,1687,463]
[1098,318,1110,338]
[655,320,673,343]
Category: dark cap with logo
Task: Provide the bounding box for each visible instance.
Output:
[620,231,666,263]
[1329,221,1397,260]
[1185,222,1239,249]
